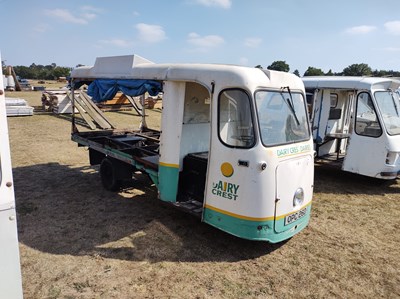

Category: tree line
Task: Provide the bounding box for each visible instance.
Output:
[1,62,72,80]
[263,61,400,77]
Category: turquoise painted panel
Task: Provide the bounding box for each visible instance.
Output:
[203,204,312,243]
[158,165,179,202]
[274,204,311,233]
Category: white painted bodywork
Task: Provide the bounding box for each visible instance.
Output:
[159,81,186,168]
[71,55,314,230]
[303,76,400,179]
[0,55,24,299]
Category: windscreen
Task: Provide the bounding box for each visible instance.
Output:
[255,90,310,146]
[374,90,400,135]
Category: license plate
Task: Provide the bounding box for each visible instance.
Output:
[284,207,307,226]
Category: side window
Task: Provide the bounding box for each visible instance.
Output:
[218,89,255,148]
[328,94,341,120]
[330,93,338,108]
[355,92,382,137]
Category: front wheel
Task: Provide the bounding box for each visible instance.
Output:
[100,158,121,191]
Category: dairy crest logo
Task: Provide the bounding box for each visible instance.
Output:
[211,162,239,201]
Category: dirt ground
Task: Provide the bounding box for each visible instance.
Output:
[5,84,400,298]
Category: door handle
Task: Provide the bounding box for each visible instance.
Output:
[238,160,249,167]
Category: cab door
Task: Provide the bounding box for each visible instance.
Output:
[343,92,385,176]
[311,89,331,144]
[204,88,268,220]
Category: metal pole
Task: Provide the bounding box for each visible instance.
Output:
[71,80,76,133]
[139,94,147,131]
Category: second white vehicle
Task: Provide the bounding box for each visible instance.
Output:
[303,76,400,179]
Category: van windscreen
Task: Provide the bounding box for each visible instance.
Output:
[255,90,310,146]
[375,90,400,135]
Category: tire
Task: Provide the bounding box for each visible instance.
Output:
[100,158,121,191]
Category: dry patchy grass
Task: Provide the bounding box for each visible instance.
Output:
[5,89,400,298]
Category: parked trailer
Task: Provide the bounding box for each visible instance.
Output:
[0,55,23,298]
[303,76,400,179]
[70,55,314,242]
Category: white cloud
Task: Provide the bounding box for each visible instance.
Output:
[135,23,166,43]
[345,25,376,35]
[384,21,400,35]
[82,13,97,21]
[132,11,140,17]
[44,8,98,24]
[44,9,87,24]
[194,0,231,9]
[187,32,225,49]
[98,39,133,48]
[244,37,262,48]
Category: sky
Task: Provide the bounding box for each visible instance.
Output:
[1,0,400,75]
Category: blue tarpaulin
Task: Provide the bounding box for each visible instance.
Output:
[87,79,162,103]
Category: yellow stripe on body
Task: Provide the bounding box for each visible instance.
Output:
[205,204,275,221]
[159,162,179,168]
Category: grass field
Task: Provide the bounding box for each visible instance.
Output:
[5,83,400,298]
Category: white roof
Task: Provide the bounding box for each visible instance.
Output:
[71,54,154,78]
[71,54,305,92]
[302,76,400,90]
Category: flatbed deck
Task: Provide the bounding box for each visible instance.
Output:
[72,128,161,170]
[72,128,205,217]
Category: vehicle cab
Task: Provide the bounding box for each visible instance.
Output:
[303,76,400,179]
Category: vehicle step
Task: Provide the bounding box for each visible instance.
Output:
[170,200,203,218]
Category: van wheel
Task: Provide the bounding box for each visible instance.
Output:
[100,158,121,191]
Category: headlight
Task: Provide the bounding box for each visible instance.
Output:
[293,188,304,207]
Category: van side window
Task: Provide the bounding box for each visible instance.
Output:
[218,89,255,148]
[330,93,338,108]
[355,92,382,137]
